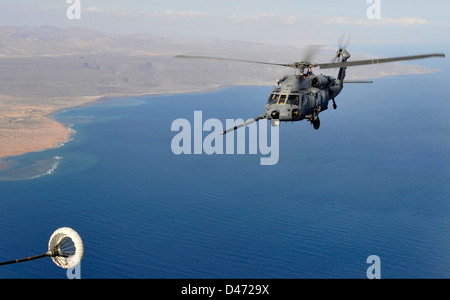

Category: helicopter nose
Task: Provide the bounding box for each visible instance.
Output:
[270,110,280,119]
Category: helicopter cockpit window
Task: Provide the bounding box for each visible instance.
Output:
[278,94,287,105]
[267,93,279,104]
[287,94,300,106]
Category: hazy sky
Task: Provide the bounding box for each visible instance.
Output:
[0,0,449,46]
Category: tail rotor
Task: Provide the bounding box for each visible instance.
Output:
[333,34,351,63]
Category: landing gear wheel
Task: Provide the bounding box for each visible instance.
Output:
[313,118,320,130]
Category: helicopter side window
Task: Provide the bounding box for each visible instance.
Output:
[287,94,300,105]
[278,94,287,105]
[267,93,279,104]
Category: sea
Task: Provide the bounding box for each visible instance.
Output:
[0,46,449,279]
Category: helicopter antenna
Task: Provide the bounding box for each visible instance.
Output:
[0,227,84,269]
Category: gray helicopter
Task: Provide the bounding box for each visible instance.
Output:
[176,46,444,133]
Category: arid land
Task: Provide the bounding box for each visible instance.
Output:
[0,26,440,166]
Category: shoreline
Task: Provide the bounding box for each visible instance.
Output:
[0,84,227,168]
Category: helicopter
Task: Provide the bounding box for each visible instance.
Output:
[176,46,444,134]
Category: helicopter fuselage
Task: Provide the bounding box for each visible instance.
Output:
[264,73,343,128]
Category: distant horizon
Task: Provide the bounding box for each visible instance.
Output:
[1,0,449,47]
[1,23,448,51]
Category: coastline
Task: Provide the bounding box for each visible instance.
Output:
[0,84,226,169]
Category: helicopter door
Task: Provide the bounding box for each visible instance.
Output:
[287,94,300,106]
[301,95,308,107]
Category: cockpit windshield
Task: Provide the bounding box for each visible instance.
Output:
[268,93,301,106]
[267,93,279,104]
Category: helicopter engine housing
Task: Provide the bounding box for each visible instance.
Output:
[311,75,331,88]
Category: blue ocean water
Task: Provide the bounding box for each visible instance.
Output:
[0,60,449,279]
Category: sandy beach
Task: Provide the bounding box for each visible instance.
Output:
[0,115,69,159]
[0,95,100,164]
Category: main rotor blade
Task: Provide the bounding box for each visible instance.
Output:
[343,80,373,83]
[175,55,290,68]
[317,53,445,69]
